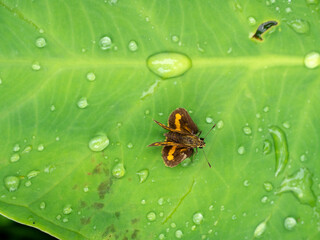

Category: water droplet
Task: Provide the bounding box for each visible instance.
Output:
[284,217,297,230]
[263,182,273,191]
[127,142,133,149]
[88,135,109,152]
[205,116,214,124]
[287,19,310,34]
[147,211,156,221]
[63,205,72,215]
[158,197,164,205]
[263,106,270,113]
[248,16,256,25]
[254,220,267,238]
[276,168,316,206]
[243,126,252,135]
[37,144,44,151]
[128,40,138,52]
[0,78,2,85]
[282,121,290,129]
[112,163,126,178]
[39,202,46,210]
[25,180,32,187]
[13,144,20,152]
[212,120,222,130]
[4,176,20,192]
[209,205,214,211]
[243,180,250,187]
[269,126,288,177]
[56,214,61,220]
[141,199,146,205]
[140,79,160,99]
[99,36,112,50]
[256,113,261,118]
[35,37,46,48]
[237,146,246,155]
[304,51,320,69]
[86,72,96,81]
[136,169,149,183]
[193,212,203,225]
[261,196,268,203]
[306,0,319,5]
[77,97,88,109]
[191,225,196,231]
[300,154,307,162]
[62,217,69,223]
[263,140,272,155]
[285,7,292,13]
[44,164,56,173]
[83,186,89,192]
[181,158,191,167]
[32,61,41,71]
[50,105,55,111]
[171,222,176,228]
[146,52,192,79]
[171,35,179,43]
[10,153,20,163]
[159,212,164,217]
[27,170,40,179]
[175,230,183,239]
[159,233,165,239]
[231,214,237,220]
[22,145,32,154]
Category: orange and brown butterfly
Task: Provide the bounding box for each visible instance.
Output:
[148,108,215,167]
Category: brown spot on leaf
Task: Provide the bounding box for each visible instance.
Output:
[93,162,103,174]
[92,202,105,209]
[102,225,116,238]
[131,218,139,224]
[80,201,87,208]
[80,217,91,225]
[115,212,120,219]
[98,178,113,199]
[131,229,139,239]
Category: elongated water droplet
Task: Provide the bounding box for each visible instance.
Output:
[263,140,272,155]
[50,105,55,111]
[175,230,183,238]
[63,205,72,215]
[269,126,288,177]
[306,0,319,4]
[128,40,138,52]
[112,163,126,178]
[284,217,297,230]
[136,169,149,183]
[304,51,320,69]
[287,19,310,34]
[86,72,96,81]
[88,135,109,152]
[147,52,192,79]
[22,145,32,154]
[77,97,88,109]
[147,211,156,221]
[99,36,112,50]
[276,168,316,206]
[141,80,160,99]
[27,170,40,179]
[40,202,46,210]
[10,153,20,163]
[35,37,47,48]
[4,176,20,192]
[254,220,267,238]
[193,212,203,225]
[300,154,307,162]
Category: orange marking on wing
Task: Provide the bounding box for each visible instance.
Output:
[167,146,177,161]
[175,114,182,131]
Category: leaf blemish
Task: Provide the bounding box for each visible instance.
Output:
[98,178,113,199]
[252,20,278,41]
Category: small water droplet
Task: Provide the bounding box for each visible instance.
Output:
[24,180,32,187]
[285,7,292,13]
[158,197,164,205]
[146,52,192,79]
[248,16,256,25]
[99,36,112,50]
[243,126,252,135]
[62,217,69,223]
[31,61,41,71]
[83,186,89,192]
[276,168,316,206]
[191,225,196,231]
[193,212,203,225]
[127,142,133,149]
[44,164,56,173]
[171,35,179,43]
[88,135,109,152]
[282,121,290,129]
[4,176,20,192]
[254,220,267,238]
[181,158,191,167]
[136,169,149,183]
[13,144,20,152]
[171,222,176,228]
[216,120,224,129]
[263,140,272,155]
[50,105,55,111]
[27,170,40,179]
[263,182,273,191]
[261,196,268,203]
[128,40,138,52]
[10,153,20,163]
[205,116,214,124]
[304,51,320,69]
[263,106,270,113]
[306,0,319,5]
[284,217,297,230]
[300,154,307,162]
[209,205,214,211]
[22,145,32,154]
[63,205,72,215]
[141,199,146,205]
[86,72,96,81]
[256,113,261,118]
[112,163,126,178]
[37,144,44,151]
[287,19,310,34]
[35,37,47,48]
[243,180,250,187]
[175,230,183,239]
[227,47,232,54]
[237,146,246,155]
[231,214,237,220]
[147,211,156,221]
[159,233,165,239]
[39,202,46,210]
[77,97,88,109]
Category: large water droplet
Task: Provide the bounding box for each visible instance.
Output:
[263,140,272,155]
[112,163,126,178]
[254,220,267,238]
[128,40,138,52]
[284,217,297,230]
[269,126,288,177]
[147,52,192,79]
[276,168,316,206]
[77,97,88,109]
[304,51,320,69]
[175,230,183,238]
[99,36,112,50]
[88,135,109,152]
[35,37,47,48]
[63,205,73,215]
[10,153,20,163]
[4,176,20,192]
[287,19,310,34]
[86,72,96,81]
[193,212,203,225]
[147,211,156,221]
[136,169,149,183]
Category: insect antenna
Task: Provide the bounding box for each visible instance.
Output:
[203,123,216,139]
[202,150,211,168]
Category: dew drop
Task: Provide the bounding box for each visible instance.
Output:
[37,144,44,151]
[263,106,270,113]
[22,145,32,154]
[171,222,176,228]
[128,40,138,52]
[146,52,192,79]
[306,0,319,5]
[254,220,267,238]
[217,120,224,129]
[88,135,109,152]
[285,7,292,13]
[209,205,214,211]
[284,217,297,230]
[171,35,179,43]
[4,176,20,192]
[83,186,89,192]
[86,72,96,81]
[77,97,88,109]
[158,197,164,205]
[136,169,149,183]
[44,164,56,173]
[31,61,41,71]
[175,230,183,239]
[13,144,20,152]
[25,180,32,187]
[147,211,156,221]
[39,202,46,210]
[282,121,290,129]
[35,37,47,48]
[205,116,214,124]
[263,140,272,155]
[276,168,316,206]
[263,182,273,192]
[243,126,252,135]
[127,142,133,149]
[193,212,203,225]
[237,146,246,155]
[99,36,112,50]
[27,170,40,179]
[50,105,55,111]
[56,214,61,220]
[10,153,20,163]
[62,217,69,223]
[287,19,310,34]
[141,199,146,205]
[300,154,307,162]
[304,51,320,69]
[248,16,256,25]
[261,196,268,203]
[63,205,72,215]
[112,163,126,178]
[159,233,165,240]
[243,180,250,187]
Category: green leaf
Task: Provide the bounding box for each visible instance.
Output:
[1,0,320,239]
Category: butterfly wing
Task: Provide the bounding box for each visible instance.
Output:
[162,146,194,167]
[168,108,199,135]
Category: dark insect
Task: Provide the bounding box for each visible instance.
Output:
[252,20,278,41]
[148,108,215,167]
